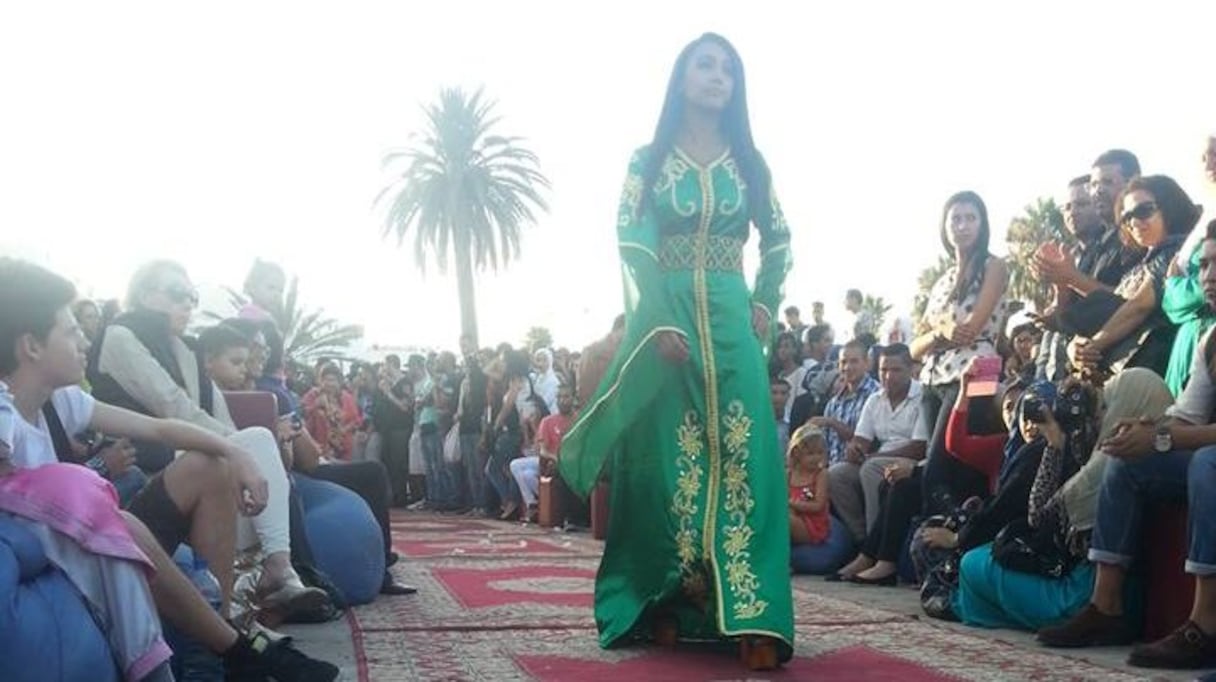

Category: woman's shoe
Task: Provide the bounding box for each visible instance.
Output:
[499,501,519,520]
[740,636,779,671]
[824,572,848,582]
[653,612,679,648]
[848,572,897,587]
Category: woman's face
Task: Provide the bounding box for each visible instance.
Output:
[946,202,982,254]
[1001,387,1025,433]
[140,269,198,336]
[245,333,267,381]
[1013,331,1037,362]
[1121,189,1165,248]
[533,351,551,373]
[321,374,341,395]
[682,40,734,113]
[76,303,101,341]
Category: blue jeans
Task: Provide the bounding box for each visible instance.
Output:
[420,428,458,509]
[461,432,487,509]
[1090,445,1216,576]
[486,431,522,511]
[112,467,149,508]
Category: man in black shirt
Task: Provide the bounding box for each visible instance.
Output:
[1033,174,1138,381]
[457,334,489,514]
[373,354,415,506]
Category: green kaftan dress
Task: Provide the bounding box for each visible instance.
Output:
[558,145,795,657]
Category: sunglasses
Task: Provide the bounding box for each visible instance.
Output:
[1119,201,1159,226]
[161,285,199,306]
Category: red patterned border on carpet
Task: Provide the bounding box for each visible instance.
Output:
[431,564,596,609]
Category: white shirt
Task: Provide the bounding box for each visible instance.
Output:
[9,385,95,469]
[780,364,808,422]
[854,380,927,454]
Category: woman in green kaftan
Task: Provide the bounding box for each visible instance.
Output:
[557,33,795,668]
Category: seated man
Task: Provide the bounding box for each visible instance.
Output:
[1037,225,1216,670]
[831,344,926,542]
[814,340,880,529]
[0,257,338,680]
[86,260,326,615]
[510,383,574,521]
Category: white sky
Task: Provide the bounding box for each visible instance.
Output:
[3,1,1216,352]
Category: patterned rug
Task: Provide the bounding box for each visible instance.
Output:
[342,511,1149,681]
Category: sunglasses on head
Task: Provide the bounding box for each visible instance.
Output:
[1120,201,1159,226]
[162,285,199,306]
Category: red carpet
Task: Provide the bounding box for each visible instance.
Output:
[341,511,1149,681]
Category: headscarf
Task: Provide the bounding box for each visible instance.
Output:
[532,348,560,415]
[1060,368,1174,531]
[997,380,1055,488]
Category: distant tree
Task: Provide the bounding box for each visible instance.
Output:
[1006,197,1069,311]
[525,326,553,352]
[860,294,893,336]
[912,255,953,329]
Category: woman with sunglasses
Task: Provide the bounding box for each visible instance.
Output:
[1068,175,1199,378]
[910,191,1010,517]
[556,33,794,670]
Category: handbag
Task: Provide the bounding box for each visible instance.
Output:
[992,517,1077,578]
[442,424,462,465]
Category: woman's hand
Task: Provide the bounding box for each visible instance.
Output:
[751,304,771,340]
[1038,409,1066,450]
[656,331,690,364]
[919,526,959,550]
[950,320,979,346]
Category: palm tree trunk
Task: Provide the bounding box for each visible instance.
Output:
[453,228,479,347]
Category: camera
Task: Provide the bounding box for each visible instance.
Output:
[1023,383,1091,433]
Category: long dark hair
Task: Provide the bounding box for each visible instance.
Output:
[940,191,992,302]
[637,33,770,226]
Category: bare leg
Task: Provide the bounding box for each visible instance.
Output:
[162,452,238,616]
[120,511,239,654]
[855,560,898,580]
[1192,576,1216,634]
[1091,563,1126,616]
[789,513,813,545]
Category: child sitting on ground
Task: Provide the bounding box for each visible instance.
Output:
[787,424,831,545]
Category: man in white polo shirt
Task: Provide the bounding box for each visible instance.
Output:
[831,344,926,540]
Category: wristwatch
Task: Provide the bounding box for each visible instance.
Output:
[1154,420,1173,453]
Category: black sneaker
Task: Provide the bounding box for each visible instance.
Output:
[224,631,339,682]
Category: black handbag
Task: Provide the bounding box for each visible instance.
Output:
[991,517,1077,579]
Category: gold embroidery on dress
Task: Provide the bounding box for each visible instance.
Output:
[672,410,707,603]
[618,172,643,228]
[718,159,745,216]
[719,400,768,620]
[656,154,697,218]
[660,234,744,272]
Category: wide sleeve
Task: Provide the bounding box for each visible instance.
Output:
[558,148,687,497]
[943,405,1004,487]
[615,148,680,333]
[750,172,793,321]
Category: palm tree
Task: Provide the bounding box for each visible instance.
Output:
[524,326,553,352]
[859,294,892,337]
[377,88,550,348]
[912,255,953,328]
[276,276,364,364]
[1006,197,1069,311]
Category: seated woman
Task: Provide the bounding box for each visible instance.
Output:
[917,381,1100,578]
[1004,319,1040,385]
[1067,175,1199,378]
[954,369,1170,632]
[301,364,362,461]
